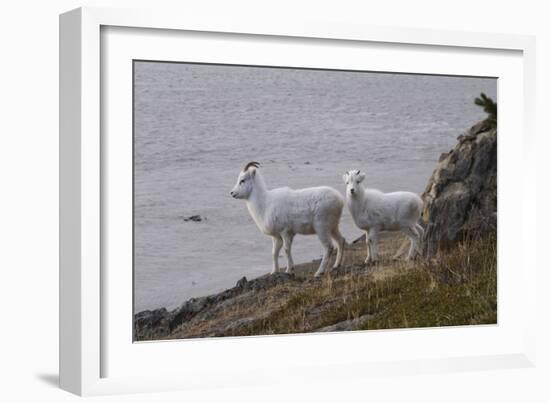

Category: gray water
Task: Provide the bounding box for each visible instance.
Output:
[134,61,496,312]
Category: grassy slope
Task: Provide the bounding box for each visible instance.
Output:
[165,232,496,339]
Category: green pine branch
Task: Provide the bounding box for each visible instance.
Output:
[474,92,497,129]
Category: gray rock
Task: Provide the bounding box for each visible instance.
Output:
[314,314,374,332]
[422,122,497,256]
[438,152,450,162]
[236,276,248,288]
[134,272,300,340]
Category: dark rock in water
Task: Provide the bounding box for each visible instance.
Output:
[422,121,497,256]
[183,215,204,222]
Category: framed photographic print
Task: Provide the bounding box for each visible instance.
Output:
[60,7,537,396]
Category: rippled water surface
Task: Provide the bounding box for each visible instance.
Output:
[134,62,496,312]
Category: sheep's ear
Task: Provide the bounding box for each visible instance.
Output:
[357,172,365,183]
[250,168,256,178]
[342,173,348,182]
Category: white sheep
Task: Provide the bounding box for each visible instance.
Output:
[343,169,424,263]
[231,162,345,277]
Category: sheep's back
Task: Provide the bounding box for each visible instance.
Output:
[266,186,343,234]
[350,189,422,230]
[380,191,423,222]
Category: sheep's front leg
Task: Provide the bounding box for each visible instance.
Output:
[365,228,379,265]
[282,233,295,273]
[364,231,372,264]
[271,236,283,274]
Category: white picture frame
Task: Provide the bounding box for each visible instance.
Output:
[60,6,537,396]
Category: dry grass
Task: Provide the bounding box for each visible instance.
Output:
[248,236,495,335]
[165,232,496,339]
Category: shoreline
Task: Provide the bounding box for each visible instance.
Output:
[134,230,496,341]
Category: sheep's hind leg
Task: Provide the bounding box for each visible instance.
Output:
[314,230,334,277]
[402,225,420,260]
[271,236,283,274]
[282,232,295,273]
[392,238,410,260]
[415,223,425,239]
[415,223,425,254]
[331,228,345,269]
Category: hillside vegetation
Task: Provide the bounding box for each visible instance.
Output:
[135,232,496,340]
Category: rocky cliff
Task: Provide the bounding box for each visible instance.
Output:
[421,120,497,256]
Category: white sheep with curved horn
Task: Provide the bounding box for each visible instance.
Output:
[231,162,345,277]
[343,169,424,264]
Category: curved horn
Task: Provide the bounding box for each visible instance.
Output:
[244,161,260,171]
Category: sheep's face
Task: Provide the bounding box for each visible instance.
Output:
[230,168,256,199]
[343,170,365,197]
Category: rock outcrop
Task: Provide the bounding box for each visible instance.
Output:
[422,120,497,256]
[134,272,300,340]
